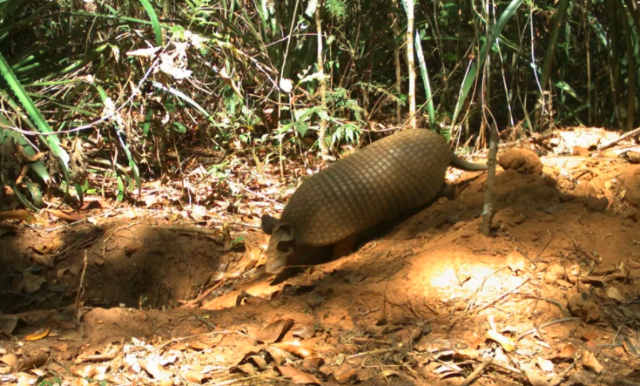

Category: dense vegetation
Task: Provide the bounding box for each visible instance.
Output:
[0,0,637,208]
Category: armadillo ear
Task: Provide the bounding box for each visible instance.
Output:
[273,223,294,241]
[261,214,280,234]
[275,223,295,252]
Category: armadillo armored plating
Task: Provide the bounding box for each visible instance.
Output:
[261,129,487,274]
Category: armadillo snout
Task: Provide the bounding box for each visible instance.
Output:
[265,222,297,274]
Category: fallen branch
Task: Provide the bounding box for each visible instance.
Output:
[598,127,640,150]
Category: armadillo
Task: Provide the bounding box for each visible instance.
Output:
[261,129,487,274]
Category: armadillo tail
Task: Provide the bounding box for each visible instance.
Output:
[450,154,488,171]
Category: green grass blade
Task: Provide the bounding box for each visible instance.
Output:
[451,0,525,127]
[137,0,163,46]
[0,51,70,167]
[415,29,436,132]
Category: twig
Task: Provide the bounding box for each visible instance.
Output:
[460,355,494,386]
[180,280,225,308]
[195,313,217,330]
[153,225,219,235]
[513,293,564,312]
[75,251,88,324]
[347,347,397,360]
[481,123,499,236]
[210,376,266,386]
[449,277,529,330]
[532,234,554,263]
[157,329,257,349]
[472,278,530,313]
[598,127,640,150]
[228,178,281,205]
[517,317,581,340]
[45,219,87,232]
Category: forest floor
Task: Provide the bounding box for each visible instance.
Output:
[1,127,640,386]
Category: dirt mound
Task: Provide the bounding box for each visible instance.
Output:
[2,134,640,385]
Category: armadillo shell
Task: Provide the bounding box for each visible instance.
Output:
[281,129,452,246]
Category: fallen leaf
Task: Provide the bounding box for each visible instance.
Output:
[74,365,97,378]
[486,329,517,352]
[606,287,625,301]
[582,350,604,373]
[23,272,46,294]
[69,264,83,276]
[186,340,212,351]
[334,365,358,383]
[0,318,18,336]
[25,327,51,341]
[276,365,321,385]
[292,324,316,340]
[56,268,69,278]
[622,336,639,357]
[0,353,18,367]
[46,209,84,222]
[16,374,33,386]
[141,355,173,385]
[556,343,578,360]
[246,355,268,370]
[264,346,296,365]
[271,341,316,358]
[453,348,479,360]
[382,369,400,377]
[126,46,162,58]
[76,345,119,363]
[32,238,64,255]
[17,353,49,371]
[256,319,293,343]
[234,363,257,375]
[301,355,324,372]
[32,254,55,268]
[80,200,110,211]
[236,290,267,306]
[0,210,35,223]
[537,357,554,372]
[581,330,598,341]
[182,370,204,383]
[524,364,551,386]
[92,365,109,381]
[627,260,640,270]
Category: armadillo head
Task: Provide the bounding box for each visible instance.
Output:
[261,214,298,274]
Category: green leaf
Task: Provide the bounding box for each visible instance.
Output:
[137,0,163,47]
[173,122,187,133]
[116,177,125,202]
[451,0,526,128]
[554,81,583,102]
[294,120,310,136]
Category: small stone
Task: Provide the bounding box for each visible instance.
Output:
[572,146,590,157]
[627,151,640,163]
